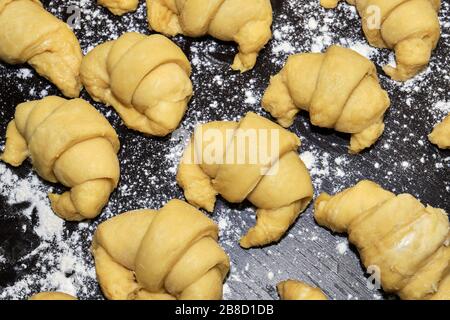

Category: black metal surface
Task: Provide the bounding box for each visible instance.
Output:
[0,0,449,300]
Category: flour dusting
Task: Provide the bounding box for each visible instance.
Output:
[0,0,448,301]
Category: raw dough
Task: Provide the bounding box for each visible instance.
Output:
[429,113,450,149]
[98,0,138,15]
[146,0,273,72]
[81,32,192,136]
[0,0,82,97]
[29,292,77,300]
[320,0,441,81]
[1,96,120,221]
[315,180,450,300]
[262,45,390,153]
[92,199,230,300]
[177,112,314,248]
[277,280,328,300]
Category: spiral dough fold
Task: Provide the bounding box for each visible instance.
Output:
[81,32,193,136]
[320,0,441,81]
[0,0,82,97]
[147,0,273,72]
[262,45,390,153]
[177,112,314,248]
[92,199,230,300]
[1,96,120,221]
[315,180,450,300]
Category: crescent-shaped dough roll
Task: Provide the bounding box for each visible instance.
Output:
[277,280,328,300]
[29,292,77,300]
[320,0,441,81]
[262,45,390,153]
[0,96,120,221]
[81,32,193,136]
[146,0,273,72]
[177,112,314,248]
[91,199,230,300]
[0,0,82,97]
[429,113,450,149]
[314,180,450,300]
[98,0,138,15]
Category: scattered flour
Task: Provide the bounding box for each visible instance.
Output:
[336,241,349,255]
[0,163,63,241]
[0,163,97,299]
[0,0,448,301]
[431,101,450,120]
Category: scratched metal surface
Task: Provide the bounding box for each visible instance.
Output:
[0,0,449,300]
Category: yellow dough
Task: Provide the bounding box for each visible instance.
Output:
[81,32,192,136]
[277,280,328,300]
[1,96,120,221]
[320,0,441,81]
[92,199,230,300]
[177,112,314,248]
[429,113,450,149]
[146,0,273,72]
[98,0,138,15]
[262,45,390,153]
[0,0,82,97]
[29,292,77,300]
[314,180,450,300]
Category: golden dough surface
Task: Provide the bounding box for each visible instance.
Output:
[81,32,192,136]
[277,280,328,300]
[0,0,82,97]
[146,0,273,72]
[92,199,230,300]
[429,113,450,149]
[320,0,441,81]
[314,180,450,300]
[262,45,390,153]
[29,292,77,300]
[177,112,314,248]
[0,96,120,221]
[98,0,138,15]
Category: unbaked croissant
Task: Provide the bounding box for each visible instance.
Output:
[320,0,441,81]
[81,32,192,136]
[146,0,273,72]
[262,45,390,153]
[429,113,450,149]
[0,0,82,97]
[98,0,138,15]
[29,292,77,300]
[92,199,230,300]
[315,180,450,300]
[1,96,120,221]
[277,280,328,300]
[177,112,314,248]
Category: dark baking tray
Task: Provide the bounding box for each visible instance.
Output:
[0,0,449,300]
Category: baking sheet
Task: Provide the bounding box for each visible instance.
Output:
[0,0,449,300]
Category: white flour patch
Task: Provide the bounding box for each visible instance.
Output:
[431,101,450,122]
[0,163,63,241]
[0,163,97,299]
[336,240,349,255]
[0,0,448,302]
